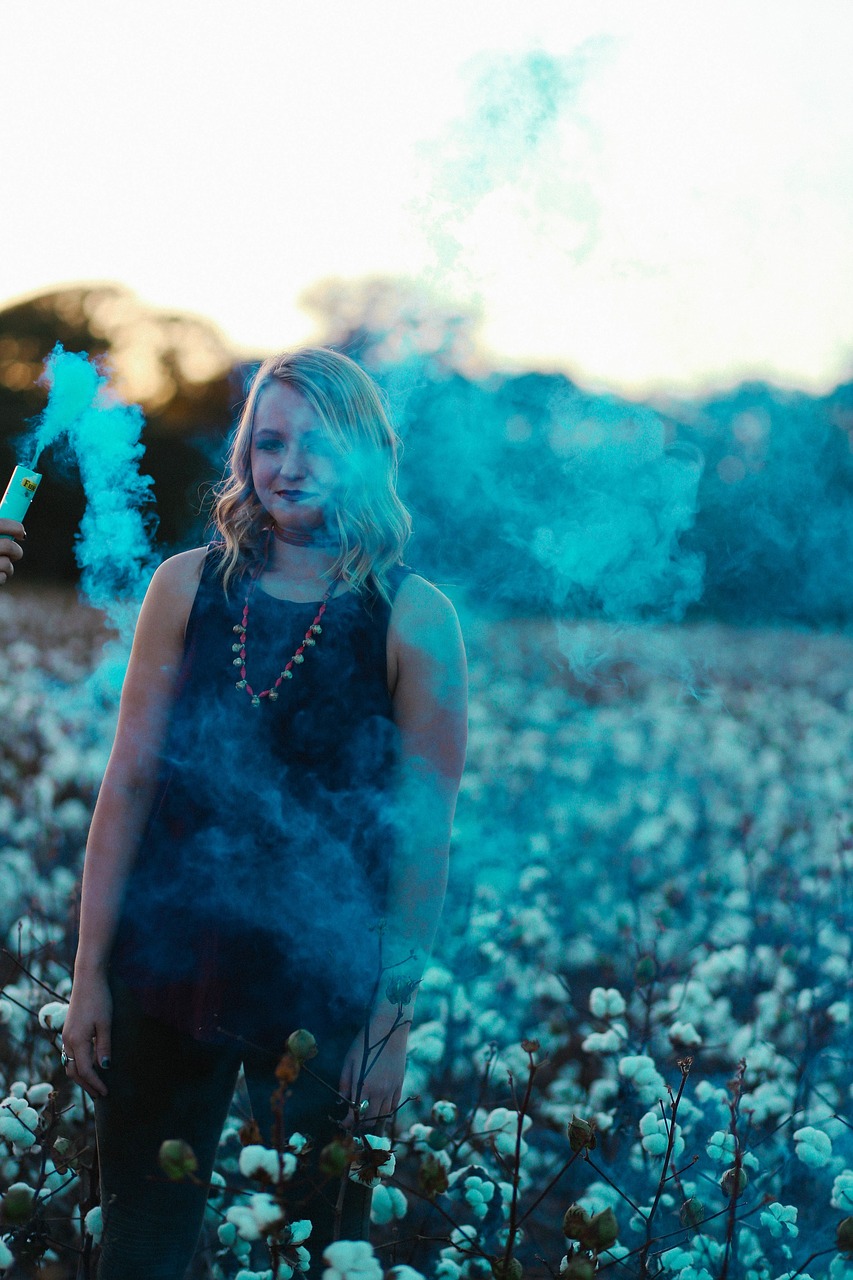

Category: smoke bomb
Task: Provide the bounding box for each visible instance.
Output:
[0,466,42,524]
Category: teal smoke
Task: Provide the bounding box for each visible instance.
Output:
[29,343,158,637]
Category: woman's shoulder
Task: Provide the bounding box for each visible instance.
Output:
[141,547,210,628]
[150,546,209,595]
[388,570,462,645]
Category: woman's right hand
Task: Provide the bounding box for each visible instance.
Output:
[61,967,113,1099]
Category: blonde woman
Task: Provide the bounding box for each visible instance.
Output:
[62,348,468,1280]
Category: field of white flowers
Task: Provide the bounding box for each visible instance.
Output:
[0,587,850,1280]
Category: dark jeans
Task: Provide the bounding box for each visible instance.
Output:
[94,973,372,1280]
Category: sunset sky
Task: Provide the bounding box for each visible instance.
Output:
[3,0,852,396]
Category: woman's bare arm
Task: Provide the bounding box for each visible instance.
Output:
[74,548,206,972]
[338,574,467,1125]
[378,574,468,1019]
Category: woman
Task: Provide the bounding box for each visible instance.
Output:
[62,348,468,1280]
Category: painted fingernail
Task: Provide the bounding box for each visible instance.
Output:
[100,1057,111,1069]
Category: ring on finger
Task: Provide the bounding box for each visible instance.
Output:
[60,1051,76,1067]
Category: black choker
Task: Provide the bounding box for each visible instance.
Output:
[269,524,339,549]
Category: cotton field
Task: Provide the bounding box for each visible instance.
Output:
[0,588,850,1279]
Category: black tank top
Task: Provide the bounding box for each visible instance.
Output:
[109,545,412,1052]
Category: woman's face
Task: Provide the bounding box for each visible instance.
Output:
[250,380,341,532]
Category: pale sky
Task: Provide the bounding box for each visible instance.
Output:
[2,0,852,396]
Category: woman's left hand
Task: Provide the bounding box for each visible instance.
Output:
[338,1019,409,1132]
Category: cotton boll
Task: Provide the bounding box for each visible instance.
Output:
[792,1126,832,1168]
[822,955,849,982]
[349,1134,396,1189]
[369,1185,396,1226]
[443,1225,481,1264]
[322,1239,383,1280]
[407,1021,445,1065]
[239,1145,296,1183]
[83,1206,103,1243]
[0,1098,39,1147]
[638,1111,683,1160]
[249,1192,285,1233]
[742,1080,795,1125]
[668,1021,702,1048]
[25,1083,53,1107]
[676,1268,713,1280]
[461,1175,496,1219]
[8,917,64,951]
[37,1002,68,1032]
[518,863,549,892]
[43,1162,76,1195]
[796,988,815,1014]
[405,1123,433,1153]
[205,1170,226,1213]
[225,1205,262,1242]
[431,1100,458,1126]
[483,1108,532,1158]
[52,798,90,832]
[370,1184,408,1225]
[218,1221,238,1247]
[473,1009,510,1041]
[509,906,554,947]
[581,1026,626,1054]
[706,1131,736,1164]
[587,1077,619,1114]
[831,1170,853,1211]
[817,922,850,956]
[617,1055,667,1106]
[589,987,626,1018]
[219,1122,244,1149]
[759,1202,798,1238]
[420,966,455,993]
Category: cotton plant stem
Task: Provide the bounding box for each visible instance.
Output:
[516,1148,583,1228]
[787,1248,837,1279]
[719,1151,742,1280]
[389,1177,496,1266]
[582,1155,646,1216]
[719,1059,747,1280]
[638,1066,690,1277]
[501,1059,537,1276]
[612,1202,762,1272]
[454,1044,499,1151]
[352,931,385,1123]
[1,947,70,998]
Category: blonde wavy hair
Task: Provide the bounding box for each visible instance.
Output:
[209,347,412,602]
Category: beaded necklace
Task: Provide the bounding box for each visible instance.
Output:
[231,531,338,707]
